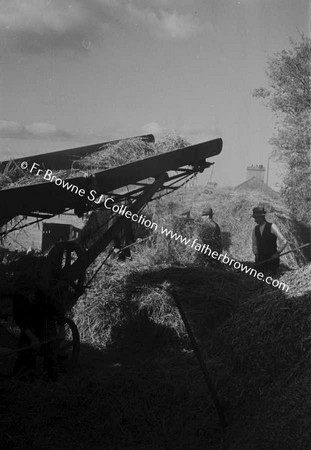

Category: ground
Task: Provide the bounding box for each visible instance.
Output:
[1,261,311,449]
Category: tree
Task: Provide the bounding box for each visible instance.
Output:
[253,36,311,223]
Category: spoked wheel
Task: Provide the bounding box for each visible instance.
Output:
[56,318,80,374]
[47,241,86,308]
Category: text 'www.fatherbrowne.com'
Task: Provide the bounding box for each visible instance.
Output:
[160,227,290,292]
[20,160,290,292]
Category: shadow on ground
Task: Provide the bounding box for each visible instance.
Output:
[0,336,224,450]
[2,263,311,449]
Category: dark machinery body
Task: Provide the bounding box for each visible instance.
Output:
[0,135,226,423]
[0,136,223,307]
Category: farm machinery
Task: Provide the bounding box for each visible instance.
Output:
[0,134,225,424]
[0,134,223,308]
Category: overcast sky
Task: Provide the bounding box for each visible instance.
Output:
[0,0,309,187]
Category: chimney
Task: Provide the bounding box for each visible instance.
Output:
[246,165,265,182]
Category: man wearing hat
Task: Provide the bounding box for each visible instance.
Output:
[198,206,222,264]
[252,205,287,273]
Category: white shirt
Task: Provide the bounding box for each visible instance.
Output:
[252,222,287,255]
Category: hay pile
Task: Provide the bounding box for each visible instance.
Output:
[73,133,189,172]
[146,186,307,269]
[72,178,310,446]
[73,251,311,448]
[0,160,39,190]
[0,134,190,191]
[2,214,310,448]
[73,245,262,350]
[2,132,311,447]
[2,254,310,448]
[204,189,306,268]
[203,262,311,448]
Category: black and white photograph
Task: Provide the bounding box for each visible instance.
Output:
[0,1,310,448]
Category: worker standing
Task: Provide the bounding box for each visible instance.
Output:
[198,206,222,265]
[251,206,287,273]
[179,208,195,230]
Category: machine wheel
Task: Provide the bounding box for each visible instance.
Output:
[0,318,80,380]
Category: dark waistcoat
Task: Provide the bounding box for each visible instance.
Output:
[255,222,277,260]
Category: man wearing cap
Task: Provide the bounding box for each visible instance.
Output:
[198,207,222,264]
[252,206,287,273]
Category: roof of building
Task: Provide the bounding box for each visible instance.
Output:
[234,177,279,199]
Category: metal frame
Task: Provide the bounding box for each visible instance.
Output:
[0,138,222,224]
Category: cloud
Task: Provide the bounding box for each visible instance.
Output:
[0,0,114,54]
[0,0,205,54]
[125,5,203,39]
[0,120,75,140]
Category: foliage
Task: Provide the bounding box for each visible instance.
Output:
[253,36,311,222]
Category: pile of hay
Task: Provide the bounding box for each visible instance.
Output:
[195,188,306,268]
[73,248,311,448]
[0,160,38,190]
[73,133,189,172]
[2,132,311,448]
[2,253,310,448]
[204,262,311,448]
[0,134,190,191]
[145,186,307,269]
[73,243,262,350]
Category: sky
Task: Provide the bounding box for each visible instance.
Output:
[0,0,309,188]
